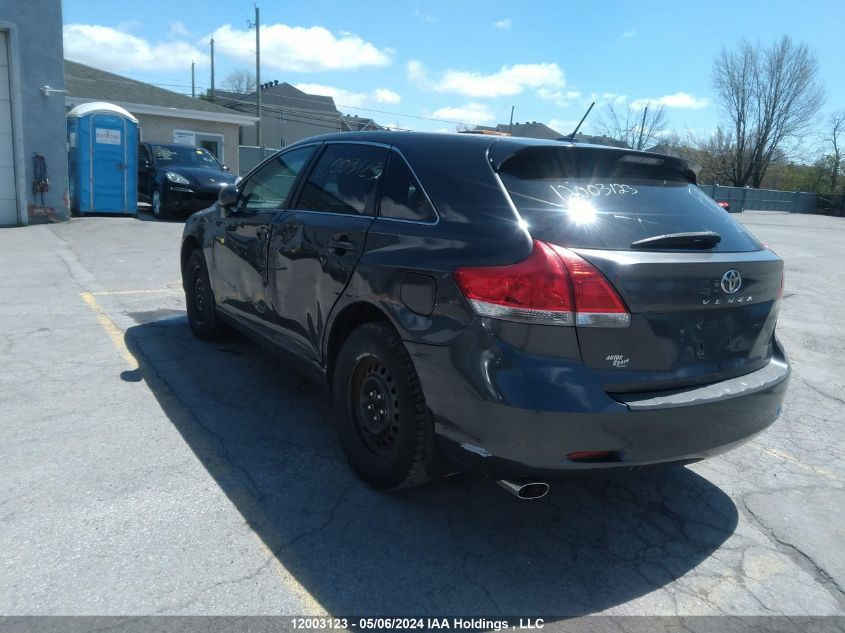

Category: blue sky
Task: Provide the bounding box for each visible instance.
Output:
[62,0,845,139]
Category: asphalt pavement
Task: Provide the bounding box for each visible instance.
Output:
[0,210,843,617]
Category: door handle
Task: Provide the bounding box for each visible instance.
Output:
[329,235,356,251]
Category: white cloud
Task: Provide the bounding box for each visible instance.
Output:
[430,103,495,125]
[208,23,392,73]
[294,83,401,108]
[63,24,203,72]
[414,7,437,23]
[547,118,580,134]
[538,88,582,107]
[621,30,638,38]
[408,60,565,99]
[493,18,512,29]
[169,20,191,38]
[632,92,708,109]
[373,88,401,104]
[406,59,427,85]
[590,92,629,106]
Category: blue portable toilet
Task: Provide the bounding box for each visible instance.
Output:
[67,102,138,215]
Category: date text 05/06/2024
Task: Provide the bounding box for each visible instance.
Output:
[290,618,546,631]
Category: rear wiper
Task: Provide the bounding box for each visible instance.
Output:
[630,231,721,249]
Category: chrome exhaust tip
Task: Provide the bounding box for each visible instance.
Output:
[495,479,550,500]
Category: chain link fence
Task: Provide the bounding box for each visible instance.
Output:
[699,184,818,213]
[816,194,845,216]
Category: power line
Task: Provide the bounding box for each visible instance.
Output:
[64,71,478,128]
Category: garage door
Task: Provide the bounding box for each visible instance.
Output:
[0,31,17,225]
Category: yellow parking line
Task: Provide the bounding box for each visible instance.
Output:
[89,289,173,296]
[78,290,326,614]
[80,291,138,369]
[758,446,841,482]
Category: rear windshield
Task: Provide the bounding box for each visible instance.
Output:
[498,147,762,252]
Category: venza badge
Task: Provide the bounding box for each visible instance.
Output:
[720,269,742,294]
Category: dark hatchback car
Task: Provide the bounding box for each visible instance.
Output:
[139,142,236,219]
[180,132,789,499]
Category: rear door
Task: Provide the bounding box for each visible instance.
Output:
[211,145,316,326]
[497,145,783,392]
[266,142,387,363]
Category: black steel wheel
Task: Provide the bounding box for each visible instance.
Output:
[184,249,226,340]
[333,322,435,490]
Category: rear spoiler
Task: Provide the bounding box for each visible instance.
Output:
[487,140,698,185]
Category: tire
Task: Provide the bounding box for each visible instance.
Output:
[152,188,170,219]
[184,249,226,341]
[333,322,434,490]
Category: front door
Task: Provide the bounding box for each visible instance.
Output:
[210,145,317,329]
[91,113,127,212]
[267,142,388,363]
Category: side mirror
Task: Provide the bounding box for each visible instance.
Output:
[222,165,230,172]
[218,183,238,217]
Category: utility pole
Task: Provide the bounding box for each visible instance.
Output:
[637,103,648,150]
[209,38,215,103]
[509,106,515,135]
[249,5,262,149]
[191,61,195,98]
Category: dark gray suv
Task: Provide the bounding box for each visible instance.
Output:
[180,132,789,499]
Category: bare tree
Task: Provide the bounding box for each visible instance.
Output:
[824,110,844,193]
[595,99,667,150]
[221,69,256,94]
[712,36,825,187]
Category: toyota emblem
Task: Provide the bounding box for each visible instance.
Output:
[720,269,742,294]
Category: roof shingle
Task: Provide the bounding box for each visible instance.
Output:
[64,59,243,116]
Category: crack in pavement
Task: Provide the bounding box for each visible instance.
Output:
[741,498,845,610]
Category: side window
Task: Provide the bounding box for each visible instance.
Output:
[378,152,437,222]
[239,146,316,212]
[296,144,387,216]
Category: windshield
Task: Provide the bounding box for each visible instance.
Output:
[499,147,762,252]
[151,145,222,169]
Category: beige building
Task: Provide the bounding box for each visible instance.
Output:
[64,60,256,173]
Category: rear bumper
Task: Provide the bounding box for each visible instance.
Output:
[405,334,790,480]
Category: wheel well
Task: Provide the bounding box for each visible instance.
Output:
[325,302,393,387]
[180,236,201,274]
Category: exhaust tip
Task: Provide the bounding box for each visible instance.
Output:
[496,479,550,500]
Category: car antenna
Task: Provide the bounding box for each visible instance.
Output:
[560,102,595,142]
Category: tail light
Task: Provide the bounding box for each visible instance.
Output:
[454,240,630,327]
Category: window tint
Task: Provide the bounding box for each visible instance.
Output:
[378,152,437,222]
[499,147,762,252]
[296,144,387,216]
[239,146,316,212]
